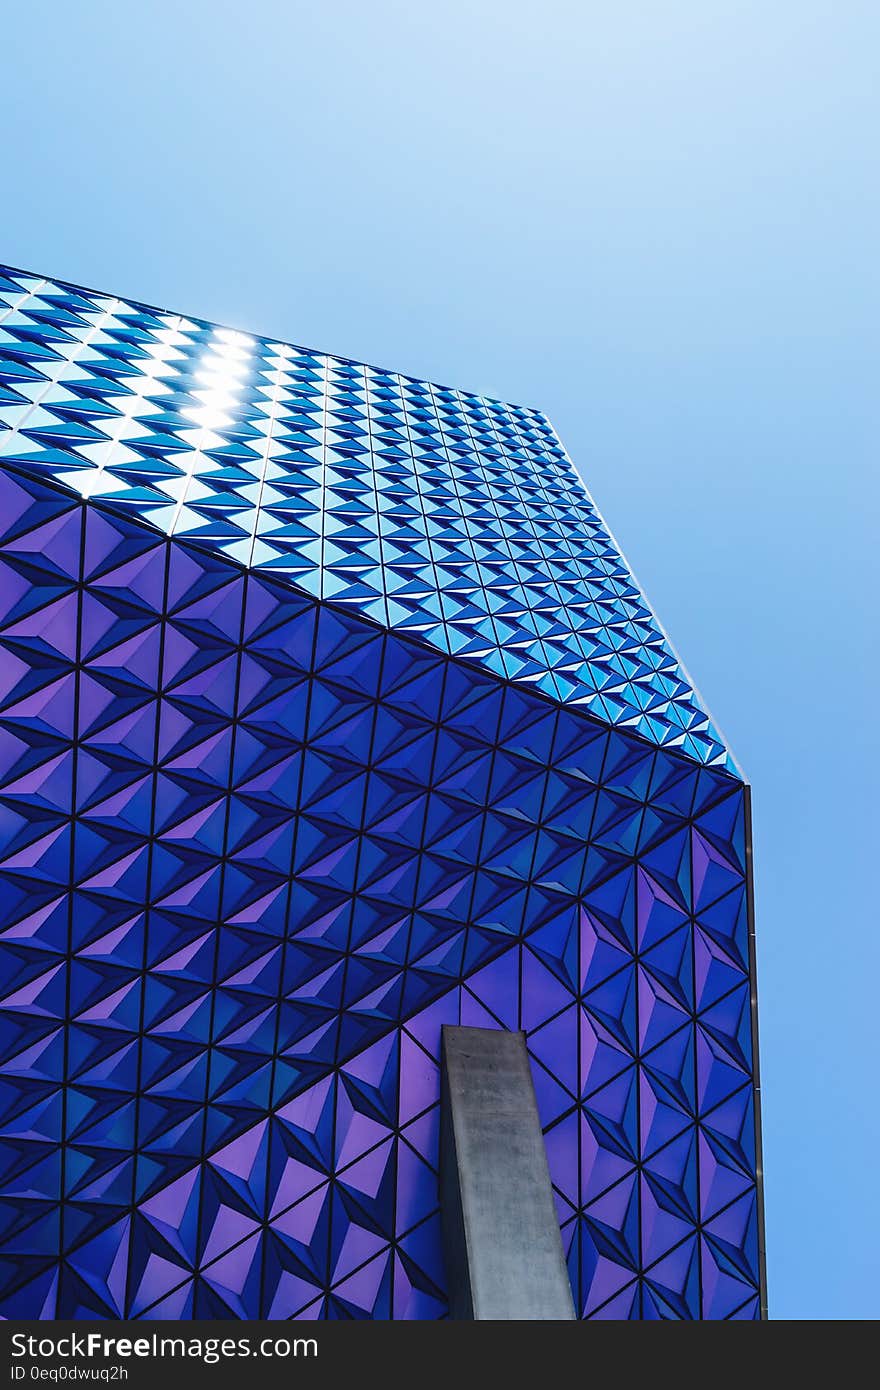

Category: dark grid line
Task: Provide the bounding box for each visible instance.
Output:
[124,533,173,1316]
[57,499,88,1303]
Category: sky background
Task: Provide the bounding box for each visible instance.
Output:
[2,0,877,1319]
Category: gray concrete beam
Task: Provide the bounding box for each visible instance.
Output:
[440,1024,576,1320]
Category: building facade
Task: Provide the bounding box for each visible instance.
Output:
[0,264,764,1319]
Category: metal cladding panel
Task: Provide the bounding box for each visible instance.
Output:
[0,267,762,1320]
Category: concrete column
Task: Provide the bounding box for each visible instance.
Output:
[440,1024,576,1320]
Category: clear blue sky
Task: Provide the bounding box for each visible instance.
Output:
[2,0,877,1319]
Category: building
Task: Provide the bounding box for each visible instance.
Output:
[0,264,764,1319]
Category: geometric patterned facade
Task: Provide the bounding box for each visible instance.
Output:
[0,266,763,1319]
[0,265,733,769]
